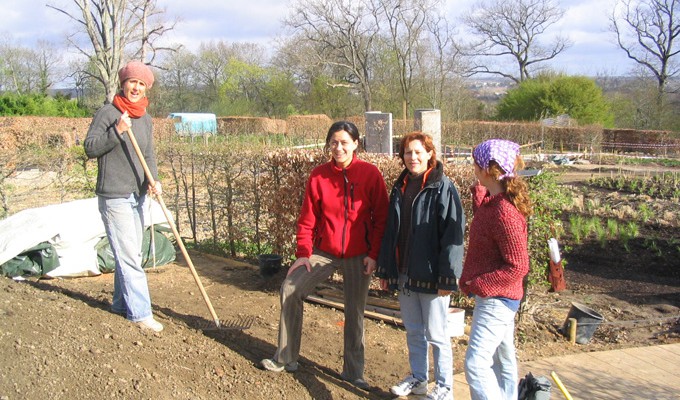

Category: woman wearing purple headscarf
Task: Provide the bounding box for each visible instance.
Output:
[460,139,532,400]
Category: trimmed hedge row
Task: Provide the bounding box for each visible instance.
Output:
[2,116,678,155]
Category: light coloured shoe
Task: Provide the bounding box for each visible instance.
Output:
[427,384,453,400]
[136,317,163,332]
[260,358,298,372]
[390,374,428,396]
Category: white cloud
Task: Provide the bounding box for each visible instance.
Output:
[1,0,634,76]
[160,0,288,49]
[1,3,67,45]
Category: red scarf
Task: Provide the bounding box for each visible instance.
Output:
[112,93,148,118]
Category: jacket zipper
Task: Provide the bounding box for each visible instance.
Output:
[342,169,349,257]
[406,180,436,271]
[350,183,355,210]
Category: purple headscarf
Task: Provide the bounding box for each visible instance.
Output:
[473,139,520,180]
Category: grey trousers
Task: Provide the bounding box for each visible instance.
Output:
[273,250,371,380]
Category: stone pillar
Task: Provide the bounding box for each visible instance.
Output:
[414,109,442,160]
[364,111,393,156]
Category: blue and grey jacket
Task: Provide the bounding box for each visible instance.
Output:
[376,161,465,294]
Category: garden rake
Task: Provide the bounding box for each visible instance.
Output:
[125,127,221,328]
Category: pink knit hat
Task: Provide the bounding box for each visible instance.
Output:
[118,61,154,88]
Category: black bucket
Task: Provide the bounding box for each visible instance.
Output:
[561,302,604,344]
[258,254,282,277]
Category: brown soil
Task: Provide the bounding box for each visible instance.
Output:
[1,163,679,400]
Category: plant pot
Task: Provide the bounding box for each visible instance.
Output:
[258,254,282,277]
[561,302,604,344]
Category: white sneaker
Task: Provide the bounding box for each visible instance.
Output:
[136,317,163,332]
[390,374,428,396]
[427,384,452,400]
[260,358,298,372]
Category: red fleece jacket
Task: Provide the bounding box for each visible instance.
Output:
[295,156,389,260]
[460,184,529,300]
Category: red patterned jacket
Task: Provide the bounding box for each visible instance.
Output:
[459,184,529,300]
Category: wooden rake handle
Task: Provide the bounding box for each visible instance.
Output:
[126,128,220,328]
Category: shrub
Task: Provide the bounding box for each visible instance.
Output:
[525,171,571,286]
[4,133,575,291]
[0,93,90,117]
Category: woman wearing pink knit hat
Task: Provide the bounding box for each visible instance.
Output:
[84,60,163,333]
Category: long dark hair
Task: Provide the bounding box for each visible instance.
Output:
[323,121,361,152]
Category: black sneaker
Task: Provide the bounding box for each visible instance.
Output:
[341,374,371,391]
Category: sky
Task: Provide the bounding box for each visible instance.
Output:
[1,0,633,79]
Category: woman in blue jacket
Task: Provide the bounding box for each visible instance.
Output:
[377,132,465,400]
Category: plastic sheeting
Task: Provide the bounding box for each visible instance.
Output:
[0,197,173,277]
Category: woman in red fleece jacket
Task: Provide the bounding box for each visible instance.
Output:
[261,121,388,391]
[460,139,532,400]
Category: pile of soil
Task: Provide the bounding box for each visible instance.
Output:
[1,247,678,400]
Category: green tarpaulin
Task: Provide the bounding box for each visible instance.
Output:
[95,225,176,272]
[1,225,176,277]
[1,242,60,278]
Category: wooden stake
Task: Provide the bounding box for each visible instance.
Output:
[568,318,577,344]
[316,288,401,310]
[126,128,220,328]
[306,295,403,326]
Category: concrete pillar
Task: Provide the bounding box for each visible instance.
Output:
[414,109,442,160]
[364,111,393,156]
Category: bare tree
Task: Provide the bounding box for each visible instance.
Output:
[284,0,379,111]
[460,0,571,83]
[416,14,470,120]
[132,0,177,64]
[67,59,91,104]
[193,41,236,107]
[372,0,440,119]
[610,0,680,118]
[0,38,62,96]
[158,47,198,112]
[272,37,361,117]
[0,42,36,94]
[35,40,63,96]
[48,0,176,103]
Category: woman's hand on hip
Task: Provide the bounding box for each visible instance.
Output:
[287,257,311,277]
[362,256,376,275]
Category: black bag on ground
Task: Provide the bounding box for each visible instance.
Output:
[518,372,551,400]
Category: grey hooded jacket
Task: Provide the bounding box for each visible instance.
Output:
[84,104,158,198]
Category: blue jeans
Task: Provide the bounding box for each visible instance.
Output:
[98,194,152,322]
[398,275,453,389]
[465,296,518,400]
